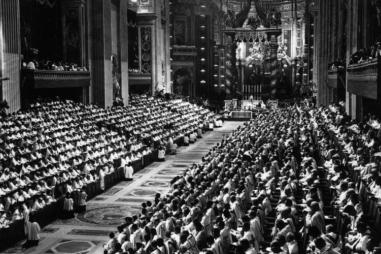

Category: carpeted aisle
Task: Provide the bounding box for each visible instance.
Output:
[1,122,241,254]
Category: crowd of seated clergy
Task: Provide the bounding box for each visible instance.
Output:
[0,95,216,229]
[22,59,88,72]
[103,102,381,254]
[313,104,381,253]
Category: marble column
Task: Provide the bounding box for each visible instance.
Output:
[314,0,324,105]
[316,0,330,106]
[345,0,359,119]
[151,0,171,95]
[164,0,171,93]
[323,0,329,106]
[90,0,128,107]
[0,0,21,113]
[119,0,129,105]
[90,0,112,107]
[311,2,318,99]
[154,0,162,95]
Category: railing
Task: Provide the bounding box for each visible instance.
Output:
[128,72,152,85]
[347,58,380,100]
[23,69,90,88]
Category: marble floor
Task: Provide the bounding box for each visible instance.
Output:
[2,122,241,254]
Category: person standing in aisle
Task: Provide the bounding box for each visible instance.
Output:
[62,192,74,219]
[23,217,41,248]
[77,187,88,213]
[124,163,134,181]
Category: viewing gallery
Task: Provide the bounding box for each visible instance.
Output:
[0,0,381,253]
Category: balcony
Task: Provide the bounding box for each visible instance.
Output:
[21,69,90,107]
[347,58,380,100]
[22,69,90,89]
[128,72,152,85]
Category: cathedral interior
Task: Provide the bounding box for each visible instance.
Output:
[0,0,381,253]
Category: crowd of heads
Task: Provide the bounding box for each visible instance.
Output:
[104,102,381,254]
[0,95,215,229]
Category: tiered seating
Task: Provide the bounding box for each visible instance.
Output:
[102,103,381,254]
[99,95,214,150]
[0,96,216,250]
[102,105,341,254]
[310,105,381,253]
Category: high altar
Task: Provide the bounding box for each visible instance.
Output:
[217,0,306,102]
[222,27,282,100]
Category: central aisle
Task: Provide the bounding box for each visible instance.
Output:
[3,121,241,254]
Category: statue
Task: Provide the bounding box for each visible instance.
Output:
[111,55,122,101]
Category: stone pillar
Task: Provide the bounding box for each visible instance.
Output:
[153,0,163,95]
[119,0,129,105]
[164,0,171,93]
[318,0,330,106]
[311,1,319,99]
[0,0,21,113]
[150,0,171,95]
[90,0,112,107]
[314,0,324,105]
[90,0,128,107]
[320,0,328,106]
[345,0,359,117]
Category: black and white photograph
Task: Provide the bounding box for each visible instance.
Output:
[0,0,380,253]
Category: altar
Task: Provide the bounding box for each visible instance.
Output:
[224,99,265,111]
[230,111,253,119]
[222,27,283,101]
[224,99,268,120]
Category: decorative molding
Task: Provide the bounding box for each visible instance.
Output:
[23,70,91,88]
[140,26,152,74]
